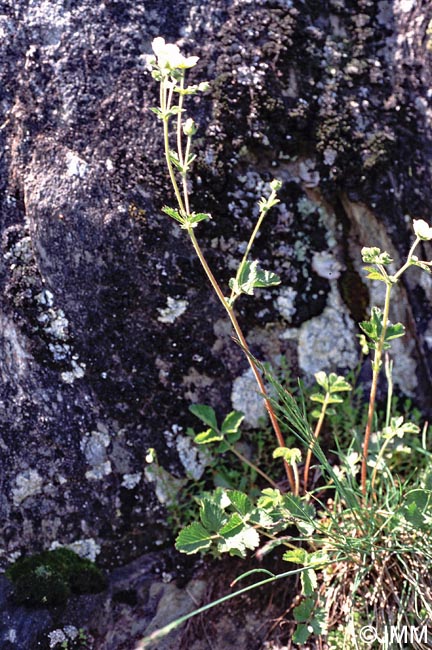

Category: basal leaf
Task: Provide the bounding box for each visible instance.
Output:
[221,411,245,435]
[293,596,316,622]
[194,428,222,445]
[199,498,227,532]
[228,490,253,517]
[301,567,317,596]
[175,522,214,554]
[189,404,218,431]
[292,623,310,645]
[217,522,260,557]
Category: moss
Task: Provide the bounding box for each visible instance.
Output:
[5,547,107,607]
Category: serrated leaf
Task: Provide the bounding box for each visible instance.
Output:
[249,508,275,528]
[199,499,227,532]
[328,375,352,393]
[326,395,344,404]
[219,512,244,538]
[228,490,253,517]
[217,524,260,557]
[301,567,317,596]
[314,371,328,389]
[194,428,223,445]
[292,623,310,645]
[310,606,327,635]
[221,411,245,435]
[385,322,405,341]
[149,107,164,119]
[189,404,218,430]
[283,548,309,565]
[257,488,283,509]
[161,205,185,224]
[310,393,325,404]
[186,212,212,227]
[293,596,316,622]
[363,266,388,282]
[411,259,432,273]
[175,522,214,554]
[253,267,281,288]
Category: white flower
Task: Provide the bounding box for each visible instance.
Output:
[413,218,432,241]
[151,37,199,71]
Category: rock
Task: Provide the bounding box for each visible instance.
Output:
[1,0,431,580]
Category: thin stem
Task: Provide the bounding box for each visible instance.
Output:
[361,282,392,498]
[303,394,330,494]
[227,443,279,489]
[188,228,296,492]
[229,194,277,304]
[162,92,186,216]
[392,236,420,280]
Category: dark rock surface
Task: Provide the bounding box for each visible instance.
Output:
[1,1,432,644]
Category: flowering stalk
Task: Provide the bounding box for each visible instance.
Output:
[149,38,295,492]
[359,219,432,499]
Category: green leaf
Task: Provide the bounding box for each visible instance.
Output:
[310,606,327,635]
[218,514,260,557]
[301,568,317,596]
[283,548,309,565]
[292,623,310,645]
[253,267,281,288]
[385,322,405,341]
[314,371,328,389]
[228,490,253,517]
[221,411,244,435]
[199,499,227,532]
[175,522,214,554]
[328,374,352,393]
[257,488,283,510]
[310,393,325,404]
[149,107,164,119]
[161,205,185,224]
[293,596,316,622]
[363,266,388,282]
[185,212,212,228]
[194,428,223,445]
[189,404,218,431]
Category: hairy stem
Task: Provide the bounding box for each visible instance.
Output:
[188,229,296,493]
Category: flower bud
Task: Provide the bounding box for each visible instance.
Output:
[183,118,197,136]
[270,179,282,192]
[413,218,432,241]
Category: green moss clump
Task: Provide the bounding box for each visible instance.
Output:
[5,547,107,607]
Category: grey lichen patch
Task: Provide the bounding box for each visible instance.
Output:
[50,538,101,562]
[157,297,189,324]
[175,434,212,480]
[312,251,342,280]
[231,368,267,428]
[80,431,112,480]
[121,472,142,489]
[275,286,297,323]
[12,469,44,506]
[297,286,358,376]
[144,463,187,506]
